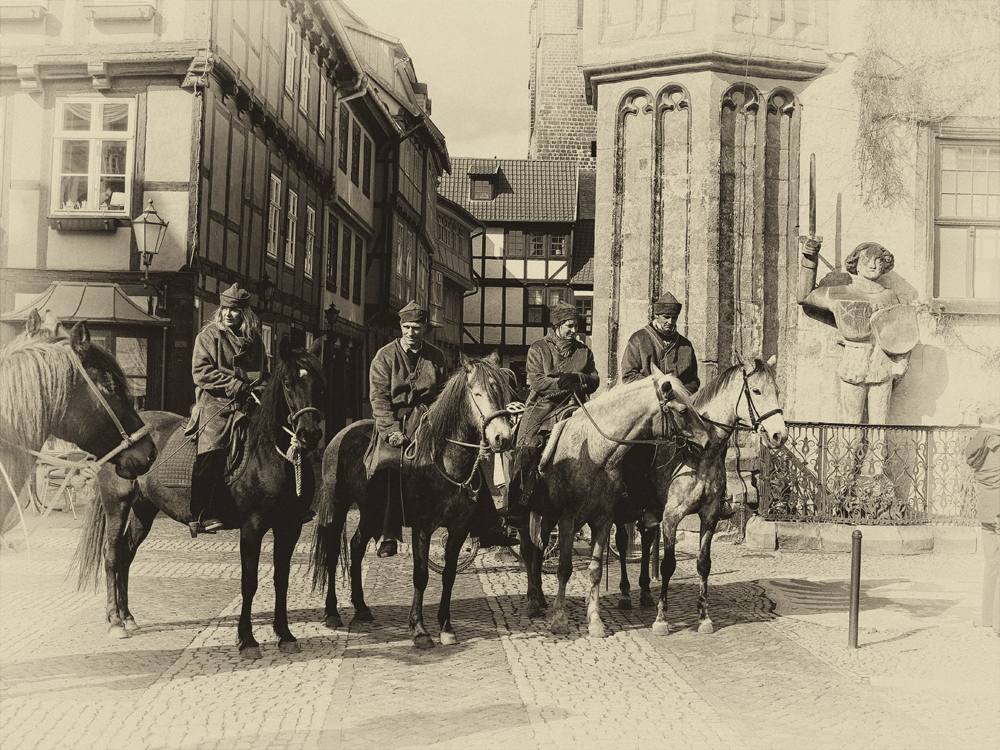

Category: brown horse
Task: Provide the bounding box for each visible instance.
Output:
[311,352,516,648]
[73,339,325,659]
[517,364,709,638]
[1,310,157,533]
[614,356,788,635]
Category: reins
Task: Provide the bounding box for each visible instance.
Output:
[570,383,680,447]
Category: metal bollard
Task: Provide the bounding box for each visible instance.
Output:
[848,529,862,649]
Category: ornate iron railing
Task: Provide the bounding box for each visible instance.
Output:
[759,422,979,525]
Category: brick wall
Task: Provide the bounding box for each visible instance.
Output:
[528,0,596,169]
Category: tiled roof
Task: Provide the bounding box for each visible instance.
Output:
[571,220,594,285]
[439,158,578,223]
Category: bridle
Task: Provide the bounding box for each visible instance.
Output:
[701,369,784,436]
[274,380,325,497]
[571,379,693,448]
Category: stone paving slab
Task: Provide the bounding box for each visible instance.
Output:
[1,508,998,750]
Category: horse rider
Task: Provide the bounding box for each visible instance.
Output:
[365,300,516,558]
[620,291,731,527]
[186,283,267,536]
[504,300,600,526]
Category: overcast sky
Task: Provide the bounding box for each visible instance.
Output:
[346,0,535,160]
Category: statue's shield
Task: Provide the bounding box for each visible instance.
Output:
[870,305,919,355]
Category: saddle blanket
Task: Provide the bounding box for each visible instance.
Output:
[148,422,246,488]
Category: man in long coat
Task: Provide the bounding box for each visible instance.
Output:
[366,301,514,557]
[186,283,267,535]
[504,301,600,525]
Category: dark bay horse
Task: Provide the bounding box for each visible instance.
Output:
[1,310,157,533]
[74,339,325,659]
[311,352,515,648]
[614,356,788,636]
[518,365,709,638]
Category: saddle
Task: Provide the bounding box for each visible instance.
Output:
[363,410,423,480]
[536,405,579,474]
[151,420,248,489]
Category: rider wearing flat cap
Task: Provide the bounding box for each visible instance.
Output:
[366,300,515,557]
[187,283,267,535]
[504,300,600,525]
[620,291,700,392]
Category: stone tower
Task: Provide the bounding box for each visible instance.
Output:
[528,0,597,169]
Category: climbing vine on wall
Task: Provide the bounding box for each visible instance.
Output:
[853,0,1000,209]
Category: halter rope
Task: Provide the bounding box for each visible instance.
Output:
[274,406,324,497]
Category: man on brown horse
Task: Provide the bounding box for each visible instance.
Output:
[504,301,600,526]
[620,291,732,527]
[366,301,515,558]
[187,283,267,536]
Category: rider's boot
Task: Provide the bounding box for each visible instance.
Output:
[190,450,228,537]
[471,484,517,547]
[718,491,737,520]
[501,444,543,528]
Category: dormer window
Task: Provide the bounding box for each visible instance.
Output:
[471,177,494,201]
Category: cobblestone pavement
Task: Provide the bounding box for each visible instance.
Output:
[1,506,997,750]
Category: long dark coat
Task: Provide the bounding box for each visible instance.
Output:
[518,333,600,445]
[620,325,700,393]
[185,323,267,454]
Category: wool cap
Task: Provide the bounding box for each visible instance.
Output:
[220,283,251,309]
[652,291,682,316]
[548,301,578,327]
[398,300,428,324]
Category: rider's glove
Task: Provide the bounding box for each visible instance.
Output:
[557,373,582,392]
[387,431,407,448]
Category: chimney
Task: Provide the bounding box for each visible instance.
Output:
[412,82,431,115]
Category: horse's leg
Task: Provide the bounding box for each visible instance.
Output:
[349,526,374,622]
[521,525,545,617]
[272,521,303,653]
[437,525,467,646]
[549,516,574,635]
[119,495,158,632]
[409,524,434,649]
[653,516,681,636]
[238,521,266,659]
[103,489,131,639]
[320,522,344,628]
[615,521,631,610]
[638,526,656,608]
[696,515,719,634]
[586,519,611,638]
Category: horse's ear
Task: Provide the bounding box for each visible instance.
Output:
[26,309,42,335]
[69,321,91,358]
[735,352,751,373]
[766,354,777,368]
[650,362,664,378]
[278,336,293,363]
[459,352,472,369]
[43,309,61,334]
[484,350,500,366]
[308,339,323,358]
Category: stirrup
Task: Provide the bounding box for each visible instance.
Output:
[377,539,398,558]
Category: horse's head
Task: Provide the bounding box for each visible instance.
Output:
[737,355,787,449]
[650,364,710,446]
[275,338,326,452]
[459,351,515,452]
[63,322,157,478]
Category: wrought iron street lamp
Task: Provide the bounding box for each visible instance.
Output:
[131,198,169,315]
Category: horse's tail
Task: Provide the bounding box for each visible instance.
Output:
[71,483,108,592]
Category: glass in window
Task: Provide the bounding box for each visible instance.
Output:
[102,103,130,132]
[530,235,545,256]
[63,103,91,131]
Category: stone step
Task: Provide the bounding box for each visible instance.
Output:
[725,445,760,472]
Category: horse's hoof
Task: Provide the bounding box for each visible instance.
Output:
[651,621,671,636]
[616,595,632,610]
[698,620,715,635]
[639,592,655,608]
[123,618,139,632]
[588,623,607,639]
[279,640,301,654]
[353,607,374,623]
[440,631,458,646]
[323,614,343,629]
[413,634,435,650]
[241,646,263,660]
[527,601,545,618]
[550,612,570,635]
[108,625,128,640]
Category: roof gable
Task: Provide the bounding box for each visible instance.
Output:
[439,158,578,223]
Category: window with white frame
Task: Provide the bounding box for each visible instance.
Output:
[304,205,316,279]
[550,235,567,257]
[284,189,298,268]
[52,98,135,214]
[934,138,1000,304]
[527,287,546,324]
[298,55,310,114]
[284,21,298,96]
[261,323,273,365]
[267,174,282,259]
[319,77,328,136]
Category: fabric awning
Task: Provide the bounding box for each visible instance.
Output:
[0,282,169,326]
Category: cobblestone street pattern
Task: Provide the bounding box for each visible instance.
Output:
[2,510,998,750]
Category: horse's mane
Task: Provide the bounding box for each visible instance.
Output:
[0,335,130,450]
[245,348,325,450]
[692,358,773,409]
[420,357,512,458]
